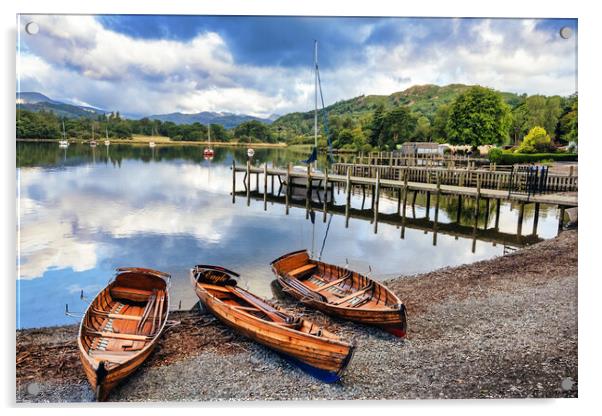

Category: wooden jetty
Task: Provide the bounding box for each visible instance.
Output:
[232,161,577,241]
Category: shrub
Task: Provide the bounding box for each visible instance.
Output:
[516,126,552,153]
[494,152,577,164]
[488,147,503,163]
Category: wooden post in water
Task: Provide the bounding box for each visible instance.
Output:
[285,163,291,215]
[305,165,311,218]
[345,167,351,228]
[373,169,381,234]
[456,195,463,223]
[246,160,251,206]
[323,168,328,222]
[425,191,431,220]
[401,172,408,239]
[232,159,236,204]
[263,163,268,211]
[271,171,275,194]
[484,198,490,228]
[532,202,540,235]
[433,173,441,246]
[472,174,482,253]
[495,199,501,229]
[558,205,566,233]
[255,171,259,192]
[517,202,525,236]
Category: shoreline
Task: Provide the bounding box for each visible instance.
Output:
[16,138,288,148]
[16,230,577,402]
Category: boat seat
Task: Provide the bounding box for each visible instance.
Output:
[332,284,374,306]
[89,350,136,363]
[288,264,317,279]
[110,287,153,302]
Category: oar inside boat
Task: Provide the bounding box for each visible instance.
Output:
[190,264,355,383]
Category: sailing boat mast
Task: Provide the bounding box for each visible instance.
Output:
[314,40,318,168]
[62,120,66,140]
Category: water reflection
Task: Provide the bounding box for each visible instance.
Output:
[16,143,561,328]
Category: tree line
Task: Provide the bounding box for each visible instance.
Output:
[16,110,275,143]
[17,86,578,152]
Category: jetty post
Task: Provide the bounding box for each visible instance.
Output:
[517,202,525,236]
[373,169,381,234]
[495,199,501,229]
[532,202,540,235]
[285,163,291,215]
[433,172,441,246]
[345,166,351,228]
[323,167,329,222]
[401,171,408,239]
[231,159,236,204]
[263,163,268,211]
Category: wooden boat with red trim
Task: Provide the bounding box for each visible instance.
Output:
[270,250,407,338]
[190,265,354,382]
[77,267,170,401]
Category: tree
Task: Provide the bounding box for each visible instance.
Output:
[369,103,386,147]
[413,116,431,142]
[510,103,529,145]
[209,123,228,142]
[432,104,450,142]
[233,120,273,142]
[516,126,552,153]
[556,94,577,143]
[446,86,511,147]
[380,106,417,149]
[523,95,562,138]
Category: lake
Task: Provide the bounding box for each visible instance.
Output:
[16,142,562,328]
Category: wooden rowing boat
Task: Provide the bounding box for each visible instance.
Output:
[77,267,170,401]
[190,265,354,382]
[270,250,407,338]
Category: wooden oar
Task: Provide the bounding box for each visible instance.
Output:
[229,286,290,324]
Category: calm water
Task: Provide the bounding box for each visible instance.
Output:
[16,143,562,328]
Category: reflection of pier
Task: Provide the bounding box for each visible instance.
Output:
[235,189,542,250]
[233,161,577,241]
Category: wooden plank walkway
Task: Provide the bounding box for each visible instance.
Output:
[233,163,578,207]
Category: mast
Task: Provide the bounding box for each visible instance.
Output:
[208,124,211,146]
[62,120,66,140]
[314,40,318,168]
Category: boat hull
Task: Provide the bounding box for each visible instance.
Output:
[271,250,407,338]
[190,272,354,382]
[77,268,170,401]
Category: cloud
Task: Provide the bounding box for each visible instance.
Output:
[17,15,577,117]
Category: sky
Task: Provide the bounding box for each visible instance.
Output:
[17,15,577,118]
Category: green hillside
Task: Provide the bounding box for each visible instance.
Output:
[272,84,524,140]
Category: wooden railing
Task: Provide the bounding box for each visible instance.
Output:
[331,163,578,193]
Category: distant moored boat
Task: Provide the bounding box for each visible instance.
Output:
[204,123,214,160]
[247,148,255,157]
[149,141,156,148]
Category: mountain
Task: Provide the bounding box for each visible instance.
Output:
[272,84,525,136]
[16,92,109,119]
[148,111,274,128]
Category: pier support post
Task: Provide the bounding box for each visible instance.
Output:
[263,163,268,211]
[345,167,351,228]
[323,168,329,222]
[456,195,463,223]
[285,163,291,215]
[517,202,525,236]
[433,173,441,245]
[558,205,566,233]
[425,191,431,220]
[232,159,236,204]
[271,172,274,195]
[472,174,482,252]
[484,198,490,228]
[305,165,311,217]
[532,202,540,235]
[495,198,501,229]
[374,170,381,234]
[246,160,251,207]
[401,172,408,239]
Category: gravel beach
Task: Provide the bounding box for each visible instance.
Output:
[16,230,578,402]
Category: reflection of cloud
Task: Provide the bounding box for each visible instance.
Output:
[18,217,98,279]
[18,162,236,280]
